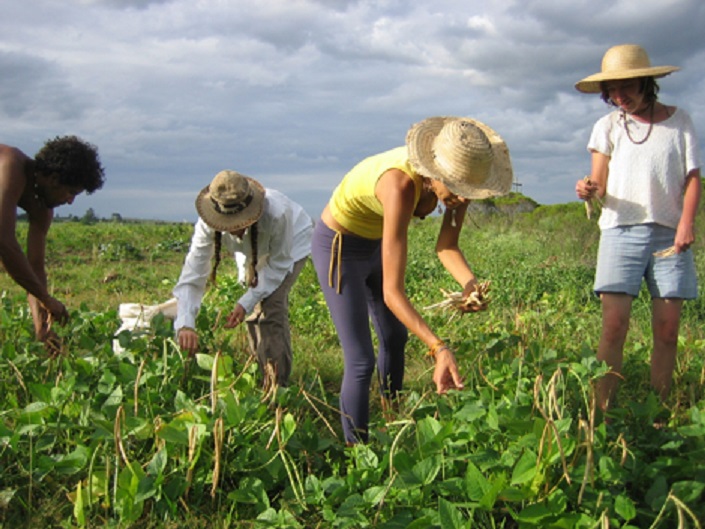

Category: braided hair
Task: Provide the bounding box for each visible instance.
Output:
[209,231,223,285]
[208,224,259,287]
[247,223,259,288]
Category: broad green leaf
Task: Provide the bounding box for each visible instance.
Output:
[97,370,117,395]
[362,485,386,506]
[671,480,705,503]
[515,502,552,523]
[195,353,214,371]
[511,450,537,486]
[414,455,441,485]
[416,416,442,446]
[102,385,123,408]
[598,455,623,483]
[439,497,466,529]
[146,447,168,478]
[280,412,296,444]
[19,401,51,422]
[55,445,90,475]
[480,473,507,511]
[115,463,146,524]
[614,494,636,521]
[645,475,669,511]
[486,406,499,430]
[464,461,490,501]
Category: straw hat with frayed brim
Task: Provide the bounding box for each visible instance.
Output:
[195,170,265,232]
[575,44,680,94]
[406,116,513,199]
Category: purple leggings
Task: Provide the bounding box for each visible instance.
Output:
[311,221,408,443]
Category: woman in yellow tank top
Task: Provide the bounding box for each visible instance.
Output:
[311,116,513,444]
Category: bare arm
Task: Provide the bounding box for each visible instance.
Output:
[376,169,463,393]
[0,147,67,332]
[0,148,52,301]
[376,169,436,345]
[576,150,609,200]
[435,203,477,287]
[675,168,701,252]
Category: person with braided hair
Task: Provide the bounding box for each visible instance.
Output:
[173,170,313,386]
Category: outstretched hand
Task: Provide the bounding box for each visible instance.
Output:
[433,347,464,394]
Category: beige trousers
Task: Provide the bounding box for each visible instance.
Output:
[245,257,307,386]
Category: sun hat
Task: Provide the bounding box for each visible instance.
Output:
[575,44,680,94]
[406,116,513,199]
[195,170,265,232]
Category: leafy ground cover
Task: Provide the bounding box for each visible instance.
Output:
[1,205,704,528]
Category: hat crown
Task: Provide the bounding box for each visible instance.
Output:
[210,170,251,206]
[433,120,493,186]
[601,44,651,74]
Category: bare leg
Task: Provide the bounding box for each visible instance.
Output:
[650,298,682,401]
[596,293,633,411]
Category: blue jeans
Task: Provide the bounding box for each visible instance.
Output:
[311,221,407,443]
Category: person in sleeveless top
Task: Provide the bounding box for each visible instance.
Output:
[312,116,513,444]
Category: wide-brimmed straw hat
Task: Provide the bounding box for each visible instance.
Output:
[575,44,680,94]
[195,170,265,231]
[406,116,513,199]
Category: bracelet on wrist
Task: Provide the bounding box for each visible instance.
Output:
[427,340,449,359]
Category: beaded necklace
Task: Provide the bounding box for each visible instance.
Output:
[621,102,654,145]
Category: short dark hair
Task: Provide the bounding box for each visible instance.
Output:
[600,77,660,106]
[34,135,105,193]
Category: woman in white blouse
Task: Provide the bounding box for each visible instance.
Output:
[173,170,313,386]
[574,44,701,413]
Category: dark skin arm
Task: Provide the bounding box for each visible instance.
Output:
[0,145,68,339]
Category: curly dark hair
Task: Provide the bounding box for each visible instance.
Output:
[600,77,660,107]
[34,135,105,193]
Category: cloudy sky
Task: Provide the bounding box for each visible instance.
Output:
[3,0,705,222]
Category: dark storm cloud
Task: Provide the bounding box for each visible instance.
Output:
[3,0,705,220]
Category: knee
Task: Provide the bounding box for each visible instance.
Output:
[653,320,679,346]
[601,317,629,344]
[346,354,376,380]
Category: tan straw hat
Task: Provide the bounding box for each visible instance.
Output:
[406,116,513,199]
[575,44,679,94]
[195,170,265,231]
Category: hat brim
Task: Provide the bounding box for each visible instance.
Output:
[575,66,679,93]
[195,177,265,231]
[406,117,513,199]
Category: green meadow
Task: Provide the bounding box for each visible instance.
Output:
[1,198,704,528]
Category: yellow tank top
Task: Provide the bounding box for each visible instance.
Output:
[329,146,423,239]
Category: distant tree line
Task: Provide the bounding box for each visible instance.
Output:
[16,209,181,225]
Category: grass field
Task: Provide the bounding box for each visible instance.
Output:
[1,201,704,528]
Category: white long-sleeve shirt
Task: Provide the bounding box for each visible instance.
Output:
[172,188,313,331]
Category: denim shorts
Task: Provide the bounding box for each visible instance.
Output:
[594,224,698,299]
